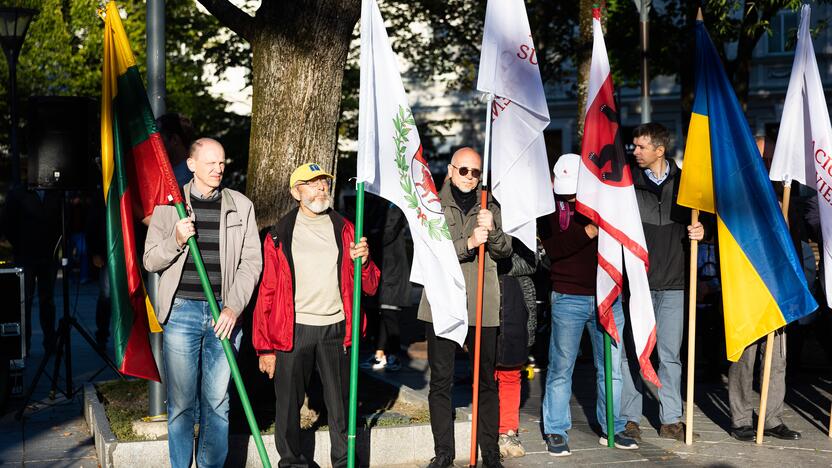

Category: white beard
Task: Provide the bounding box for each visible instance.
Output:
[302,194,332,214]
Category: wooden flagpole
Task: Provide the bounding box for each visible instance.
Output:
[685,209,700,445]
[756,182,791,444]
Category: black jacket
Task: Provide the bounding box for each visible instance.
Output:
[633,161,699,290]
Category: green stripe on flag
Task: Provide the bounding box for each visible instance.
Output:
[115,66,157,148]
[107,111,134,368]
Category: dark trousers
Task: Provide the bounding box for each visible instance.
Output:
[377,305,401,355]
[274,321,350,468]
[24,262,57,353]
[426,323,499,461]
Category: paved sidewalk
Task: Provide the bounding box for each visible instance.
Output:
[0,277,118,467]
[364,351,832,467]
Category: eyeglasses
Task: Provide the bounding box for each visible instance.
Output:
[451,164,482,179]
[297,178,331,189]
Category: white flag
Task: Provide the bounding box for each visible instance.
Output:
[769,4,832,307]
[356,0,468,344]
[576,8,659,386]
[476,0,555,251]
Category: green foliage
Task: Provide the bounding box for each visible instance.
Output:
[0,0,251,184]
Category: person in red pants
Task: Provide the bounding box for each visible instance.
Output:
[495,240,537,458]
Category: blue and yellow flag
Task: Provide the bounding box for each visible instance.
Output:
[678,19,817,362]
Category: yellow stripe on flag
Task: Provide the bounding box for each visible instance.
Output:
[145,293,162,333]
[717,218,787,361]
[678,112,715,213]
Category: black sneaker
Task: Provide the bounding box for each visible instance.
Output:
[544,433,572,457]
[599,433,639,449]
[426,454,454,468]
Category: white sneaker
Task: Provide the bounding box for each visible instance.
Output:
[360,355,386,370]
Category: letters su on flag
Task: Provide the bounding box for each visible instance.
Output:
[575,8,659,387]
[356,0,468,345]
[678,13,817,361]
[769,4,832,308]
[476,0,555,252]
[102,0,183,380]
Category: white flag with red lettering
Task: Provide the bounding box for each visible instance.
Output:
[356,0,468,345]
[769,4,832,306]
[476,0,555,251]
[576,8,659,386]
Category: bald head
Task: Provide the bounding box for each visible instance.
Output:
[448,147,482,193]
[187,138,225,194]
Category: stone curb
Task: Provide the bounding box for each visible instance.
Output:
[359,366,473,420]
[83,383,471,467]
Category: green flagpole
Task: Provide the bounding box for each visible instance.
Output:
[172,200,271,468]
[347,182,366,468]
[604,333,614,448]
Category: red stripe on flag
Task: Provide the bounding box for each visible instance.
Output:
[639,327,660,387]
[575,201,650,269]
[118,178,160,382]
[120,301,160,382]
[596,253,621,343]
[130,133,183,219]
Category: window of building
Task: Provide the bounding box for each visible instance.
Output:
[768,11,798,55]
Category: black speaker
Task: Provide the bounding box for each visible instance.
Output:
[27,96,98,190]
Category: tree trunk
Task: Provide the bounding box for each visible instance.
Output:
[576,0,596,140]
[243,1,360,229]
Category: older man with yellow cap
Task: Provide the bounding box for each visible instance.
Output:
[252,163,380,468]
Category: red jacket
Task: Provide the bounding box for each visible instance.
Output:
[252,209,380,354]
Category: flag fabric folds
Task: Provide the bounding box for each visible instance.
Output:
[769,4,832,308]
[678,15,817,361]
[475,0,555,252]
[102,1,182,380]
[356,0,468,345]
[575,8,659,387]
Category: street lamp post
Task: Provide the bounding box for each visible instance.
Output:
[0,7,37,187]
[633,0,652,123]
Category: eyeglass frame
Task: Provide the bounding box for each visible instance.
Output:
[295,177,332,189]
[450,164,482,179]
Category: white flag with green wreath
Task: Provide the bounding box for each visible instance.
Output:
[356,0,468,344]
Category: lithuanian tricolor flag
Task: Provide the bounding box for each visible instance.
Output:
[677,16,817,361]
[101,1,182,381]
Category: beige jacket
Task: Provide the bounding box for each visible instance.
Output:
[143,182,262,324]
[418,182,512,328]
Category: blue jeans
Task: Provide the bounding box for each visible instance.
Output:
[542,292,626,440]
[621,289,684,425]
[163,298,241,468]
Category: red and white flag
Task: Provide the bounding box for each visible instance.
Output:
[356,0,469,345]
[476,0,555,251]
[576,8,659,386]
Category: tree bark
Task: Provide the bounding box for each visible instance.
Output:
[199,0,361,229]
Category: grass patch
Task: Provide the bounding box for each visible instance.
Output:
[96,379,149,441]
[97,372,430,442]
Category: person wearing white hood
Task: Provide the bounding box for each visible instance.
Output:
[537,153,637,457]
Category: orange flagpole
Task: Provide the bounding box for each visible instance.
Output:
[470,92,494,467]
[468,188,488,467]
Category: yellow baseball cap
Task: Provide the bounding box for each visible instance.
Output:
[289,163,333,188]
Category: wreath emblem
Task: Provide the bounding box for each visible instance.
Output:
[393,105,451,241]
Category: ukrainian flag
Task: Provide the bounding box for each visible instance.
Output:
[678,18,817,362]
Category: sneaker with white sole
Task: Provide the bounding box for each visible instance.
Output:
[360,355,387,370]
[544,433,571,457]
[599,433,639,449]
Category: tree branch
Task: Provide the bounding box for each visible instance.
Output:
[197,0,255,42]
